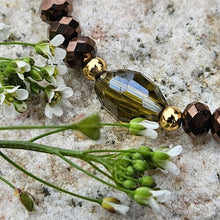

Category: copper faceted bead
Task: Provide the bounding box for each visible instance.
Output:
[182,102,211,138]
[49,16,81,47]
[65,36,97,69]
[40,0,73,24]
[211,107,220,142]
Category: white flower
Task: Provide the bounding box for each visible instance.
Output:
[42,64,67,84]
[45,84,73,118]
[153,145,183,175]
[0,85,29,118]
[129,117,159,139]
[0,23,10,41]
[101,198,129,215]
[134,187,171,214]
[14,60,31,80]
[35,34,66,64]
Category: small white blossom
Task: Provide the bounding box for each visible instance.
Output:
[35,34,66,64]
[153,145,183,175]
[101,198,129,215]
[14,60,31,80]
[129,117,159,139]
[134,187,171,214]
[0,23,10,41]
[45,84,73,118]
[0,85,29,118]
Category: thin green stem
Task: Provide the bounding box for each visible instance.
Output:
[0,175,16,189]
[29,128,68,142]
[0,151,101,204]
[87,161,113,180]
[0,42,35,47]
[101,122,129,128]
[83,149,137,154]
[0,124,75,131]
[0,57,12,61]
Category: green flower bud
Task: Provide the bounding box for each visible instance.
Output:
[132,153,143,160]
[133,160,148,172]
[133,187,152,205]
[138,146,152,158]
[123,180,137,189]
[77,114,101,140]
[13,100,28,113]
[22,57,35,66]
[153,151,169,160]
[140,176,156,188]
[126,166,135,177]
[30,82,41,94]
[30,68,43,81]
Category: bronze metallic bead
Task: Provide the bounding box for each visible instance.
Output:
[159,106,182,131]
[83,57,107,81]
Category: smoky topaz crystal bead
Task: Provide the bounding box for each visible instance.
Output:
[94,69,168,122]
[211,107,220,142]
[40,0,73,24]
[182,101,211,138]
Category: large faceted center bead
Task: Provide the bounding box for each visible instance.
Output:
[94,69,167,122]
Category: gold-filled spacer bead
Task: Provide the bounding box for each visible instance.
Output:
[159,106,182,131]
[83,57,107,81]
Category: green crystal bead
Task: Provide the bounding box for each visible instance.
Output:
[94,69,167,122]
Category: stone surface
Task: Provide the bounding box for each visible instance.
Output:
[182,102,211,138]
[0,0,220,220]
[48,16,81,47]
[40,0,73,24]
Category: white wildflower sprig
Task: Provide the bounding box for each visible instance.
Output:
[151,145,183,175]
[44,84,73,118]
[0,23,10,41]
[0,84,29,118]
[35,34,66,64]
[128,117,159,139]
[133,187,171,214]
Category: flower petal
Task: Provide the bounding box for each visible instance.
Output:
[17,73,25,80]
[110,202,129,215]
[139,128,158,139]
[162,160,180,175]
[45,103,63,118]
[150,190,171,203]
[3,103,15,118]
[61,87,73,98]
[6,86,20,93]
[167,145,183,157]
[147,197,160,213]
[54,47,66,60]
[56,64,67,75]
[15,89,29,100]
[140,120,159,130]
[60,98,72,108]
[50,34,65,46]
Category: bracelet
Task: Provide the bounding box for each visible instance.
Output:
[40,0,220,143]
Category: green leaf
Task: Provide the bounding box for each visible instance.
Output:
[77,114,101,140]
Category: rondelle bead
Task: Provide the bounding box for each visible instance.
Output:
[40,0,73,24]
[182,101,211,138]
[94,69,167,122]
[159,106,182,131]
[49,16,81,47]
[64,36,97,69]
[211,107,220,142]
[83,57,107,81]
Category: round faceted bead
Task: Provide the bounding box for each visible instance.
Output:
[211,107,220,142]
[182,101,211,138]
[48,16,81,47]
[83,57,107,81]
[40,0,73,24]
[65,36,97,69]
[94,69,168,122]
[159,106,182,131]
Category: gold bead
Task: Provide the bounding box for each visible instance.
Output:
[159,106,182,131]
[83,57,107,81]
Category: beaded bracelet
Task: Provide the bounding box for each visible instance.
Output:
[40,0,220,143]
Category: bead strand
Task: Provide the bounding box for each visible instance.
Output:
[39,0,220,143]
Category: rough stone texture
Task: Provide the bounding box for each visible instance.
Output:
[0,0,220,219]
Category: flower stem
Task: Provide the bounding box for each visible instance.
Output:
[0,175,16,189]
[101,122,129,128]
[0,150,101,204]
[0,42,35,47]
[29,128,69,142]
